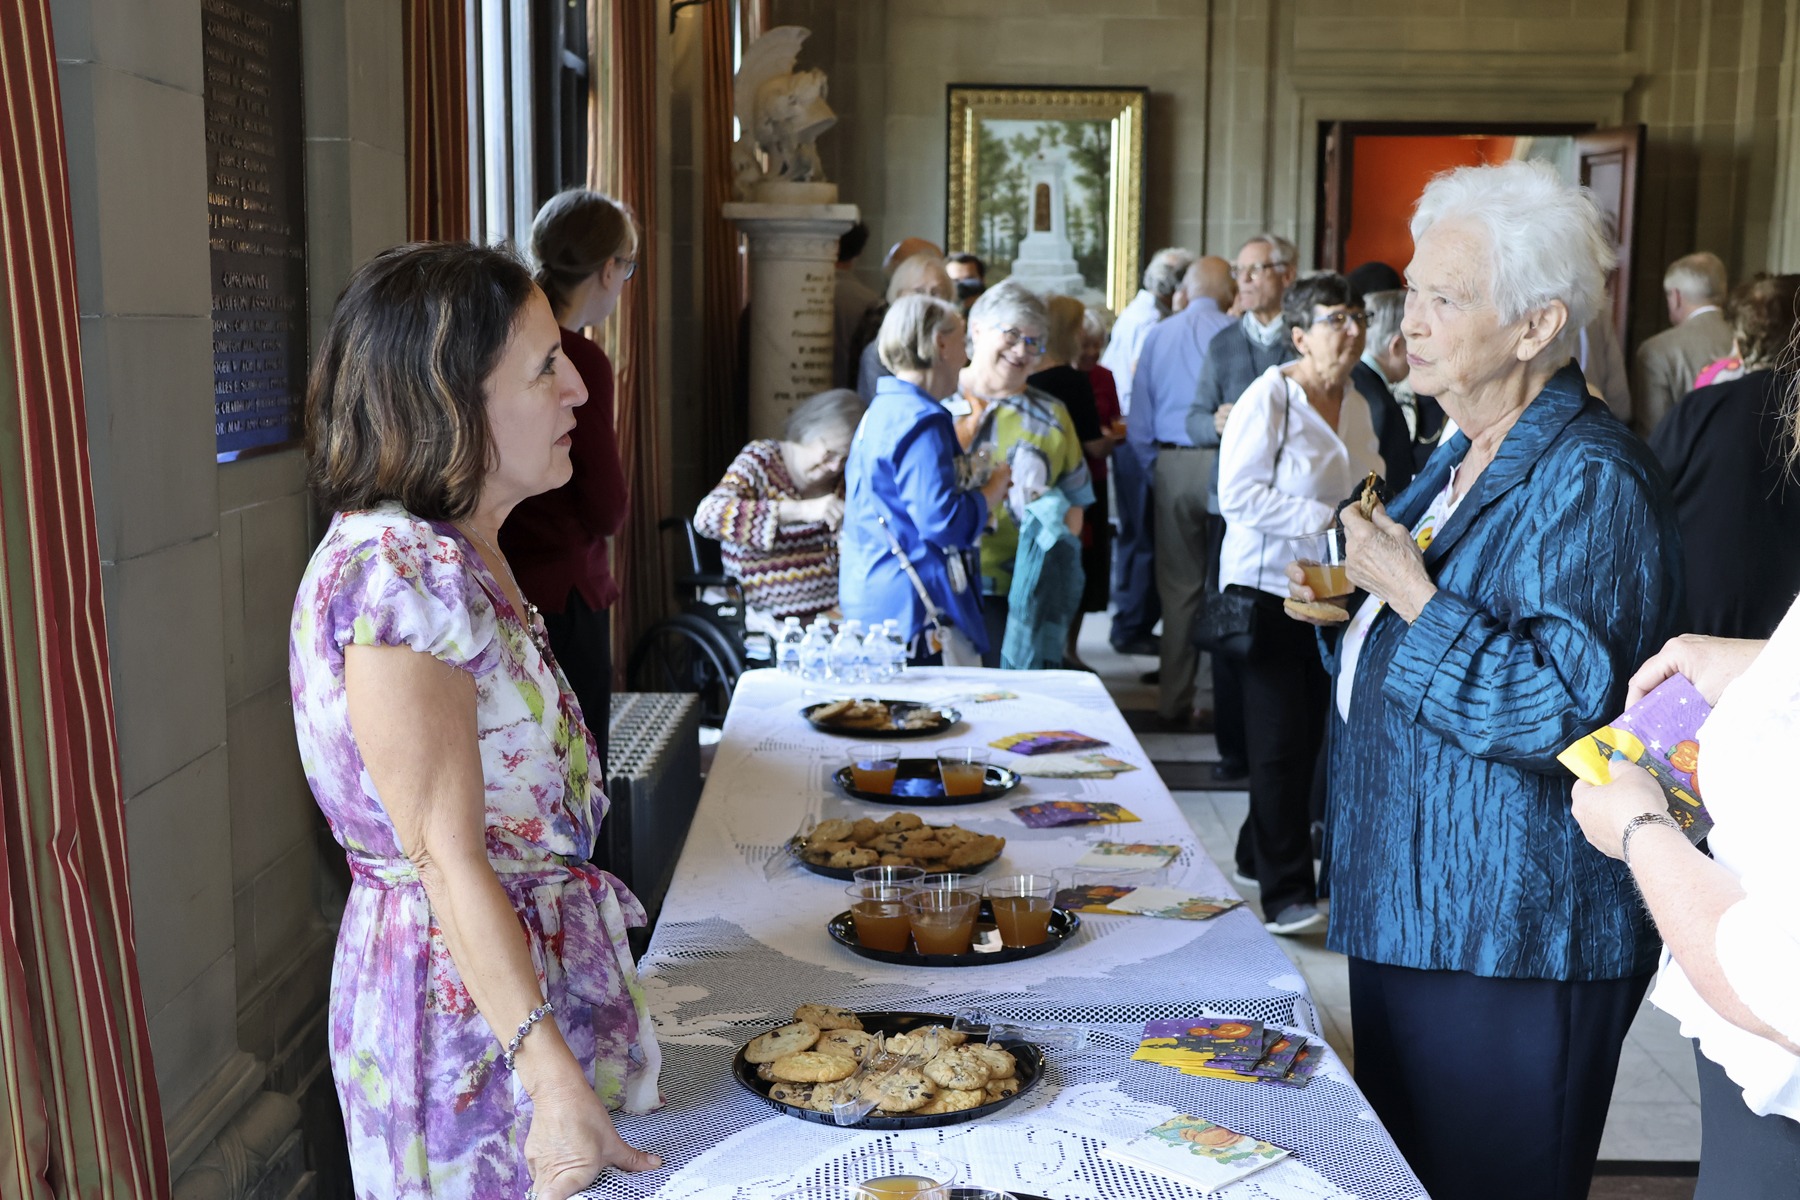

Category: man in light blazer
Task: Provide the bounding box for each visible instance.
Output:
[1632,252,1731,437]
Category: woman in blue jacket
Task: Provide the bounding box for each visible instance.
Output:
[841,295,1011,664]
[1285,162,1684,1200]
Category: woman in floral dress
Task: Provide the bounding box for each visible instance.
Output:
[291,242,663,1200]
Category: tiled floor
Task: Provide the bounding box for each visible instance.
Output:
[1074,612,1702,1164]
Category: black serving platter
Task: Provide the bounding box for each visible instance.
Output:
[832,759,1021,806]
[827,901,1080,967]
[802,699,963,739]
[732,1010,1045,1130]
[784,833,1002,881]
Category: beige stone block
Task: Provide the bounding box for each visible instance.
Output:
[300,0,349,141]
[988,17,1102,66]
[79,315,217,565]
[251,842,325,985]
[1103,18,1207,71]
[348,142,408,263]
[1514,16,1628,52]
[227,686,315,890]
[1401,18,1519,53]
[219,507,247,706]
[219,447,307,513]
[1154,0,1209,14]
[1702,68,1744,124]
[233,880,257,997]
[57,64,210,319]
[1487,0,1575,17]
[52,0,204,94]
[106,537,227,797]
[236,491,311,700]
[127,746,233,1014]
[1295,15,1399,52]
[235,927,333,1062]
[145,954,244,1134]
[345,0,404,155]
[304,137,353,353]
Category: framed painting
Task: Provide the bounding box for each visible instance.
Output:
[946,85,1147,314]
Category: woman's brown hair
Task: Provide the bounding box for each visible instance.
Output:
[304,241,538,520]
[530,189,637,318]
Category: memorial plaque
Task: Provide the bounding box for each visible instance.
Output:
[205,0,308,460]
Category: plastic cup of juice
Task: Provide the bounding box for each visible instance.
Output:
[846,883,914,953]
[984,873,1057,947]
[935,746,992,797]
[902,888,979,955]
[848,743,901,794]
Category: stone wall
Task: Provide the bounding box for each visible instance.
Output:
[776,0,1800,348]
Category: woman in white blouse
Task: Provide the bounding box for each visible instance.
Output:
[1216,271,1385,936]
[1573,619,1800,1195]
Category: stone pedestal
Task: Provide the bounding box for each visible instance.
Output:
[723,201,859,440]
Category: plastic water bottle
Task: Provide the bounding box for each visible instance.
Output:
[799,620,832,682]
[863,623,895,684]
[777,616,805,676]
[829,620,866,684]
[884,619,909,676]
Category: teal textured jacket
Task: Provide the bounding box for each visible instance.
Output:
[1322,364,1684,981]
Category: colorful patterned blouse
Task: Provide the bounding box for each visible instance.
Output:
[693,438,840,619]
[289,503,661,1198]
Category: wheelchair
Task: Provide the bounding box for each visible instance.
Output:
[626,517,768,726]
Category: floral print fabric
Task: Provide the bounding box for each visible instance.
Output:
[290,503,662,1198]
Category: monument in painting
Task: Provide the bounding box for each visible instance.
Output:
[723,26,858,438]
[1006,147,1087,297]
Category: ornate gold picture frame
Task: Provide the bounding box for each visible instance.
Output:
[946,85,1147,314]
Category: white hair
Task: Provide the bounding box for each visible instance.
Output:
[1663,252,1726,304]
[1410,160,1614,352]
[1240,232,1298,266]
[967,278,1049,337]
[877,294,961,375]
[887,254,952,303]
[1141,247,1196,300]
[1364,288,1406,350]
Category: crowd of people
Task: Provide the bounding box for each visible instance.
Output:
[287,159,1800,1200]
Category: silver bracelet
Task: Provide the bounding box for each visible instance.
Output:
[503,1000,555,1072]
[1620,812,1682,867]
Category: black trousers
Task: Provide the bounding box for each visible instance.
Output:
[1208,515,1248,768]
[1348,958,1650,1200]
[1234,597,1325,916]
[1694,1040,1800,1199]
[980,595,1008,669]
[542,591,612,774]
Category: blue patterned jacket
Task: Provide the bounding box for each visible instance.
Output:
[1323,364,1684,981]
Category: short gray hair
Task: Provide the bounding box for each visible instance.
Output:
[1141,247,1196,300]
[877,294,961,376]
[967,278,1049,337]
[1240,232,1298,266]
[783,387,865,445]
[1364,288,1406,350]
[1664,252,1727,304]
[1410,160,1613,353]
[887,254,953,303]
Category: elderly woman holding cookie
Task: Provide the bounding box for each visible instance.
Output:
[1284,162,1683,1200]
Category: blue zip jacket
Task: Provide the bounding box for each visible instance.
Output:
[1001,489,1082,670]
[1323,364,1684,981]
[840,376,991,651]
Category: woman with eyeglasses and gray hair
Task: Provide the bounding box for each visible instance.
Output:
[948,280,1096,665]
[1284,160,1683,1200]
[840,295,1011,665]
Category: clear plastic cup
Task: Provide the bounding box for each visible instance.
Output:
[1285,527,1351,598]
[845,882,913,952]
[935,746,992,797]
[852,864,925,889]
[984,873,1058,947]
[902,888,979,955]
[847,742,902,793]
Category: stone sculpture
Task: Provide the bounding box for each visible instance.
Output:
[731,26,837,203]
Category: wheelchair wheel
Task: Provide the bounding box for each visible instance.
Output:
[627,613,742,725]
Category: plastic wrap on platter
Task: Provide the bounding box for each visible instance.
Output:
[951,1008,1089,1053]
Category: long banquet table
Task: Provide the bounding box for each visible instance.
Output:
[586,667,1425,1200]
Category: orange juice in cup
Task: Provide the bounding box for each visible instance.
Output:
[846,882,914,952]
[903,888,979,954]
[848,742,901,793]
[936,746,991,797]
[985,873,1057,947]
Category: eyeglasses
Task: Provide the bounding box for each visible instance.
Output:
[997,326,1046,356]
[1231,262,1288,282]
[613,256,637,280]
[1311,310,1369,331]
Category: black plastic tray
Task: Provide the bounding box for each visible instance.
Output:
[827,901,1079,967]
[732,1010,1044,1130]
[784,834,1001,881]
[831,759,1020,806]
[802,699,963,739]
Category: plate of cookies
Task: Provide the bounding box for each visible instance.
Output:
[732,1005,1044,1130]
[788,812,1007,879]
[802,698,962,738]
[831,758,1021,806]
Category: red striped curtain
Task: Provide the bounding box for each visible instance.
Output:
[0,3,170,1197]
[697,1,745,491]
[594,0,670,671]
[403,0,470,242]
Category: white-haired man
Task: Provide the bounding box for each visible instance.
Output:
[1633,251,1731,436]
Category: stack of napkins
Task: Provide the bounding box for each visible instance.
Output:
[1134,1018,1326,1089]
[1102,1115,1290,1193]
[1012,800,1140,826]
[1054,884,1242,921]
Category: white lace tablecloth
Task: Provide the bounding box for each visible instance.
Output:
[580,668,1424,1200]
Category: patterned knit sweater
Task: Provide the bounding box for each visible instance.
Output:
[693,439,839,619]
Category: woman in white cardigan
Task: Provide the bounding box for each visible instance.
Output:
[1573,547,1800,1192]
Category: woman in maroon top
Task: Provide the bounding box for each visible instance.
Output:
[501,190,635,770]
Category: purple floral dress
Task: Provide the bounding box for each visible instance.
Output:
[290,504,662,1198]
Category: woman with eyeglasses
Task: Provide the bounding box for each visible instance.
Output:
[1215,271,1386,938]
[948,280,1096,666]
[694,387,866,632]
[500,189,637,773]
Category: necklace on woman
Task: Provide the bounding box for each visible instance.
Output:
[456,521,543,641]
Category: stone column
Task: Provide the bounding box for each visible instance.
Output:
[723,201,859,439]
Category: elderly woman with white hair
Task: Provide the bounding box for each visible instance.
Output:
[1284,161,1684,1200]
[841,295,1011,664]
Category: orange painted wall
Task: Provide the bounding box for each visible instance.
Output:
[1342,136,1516,274]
